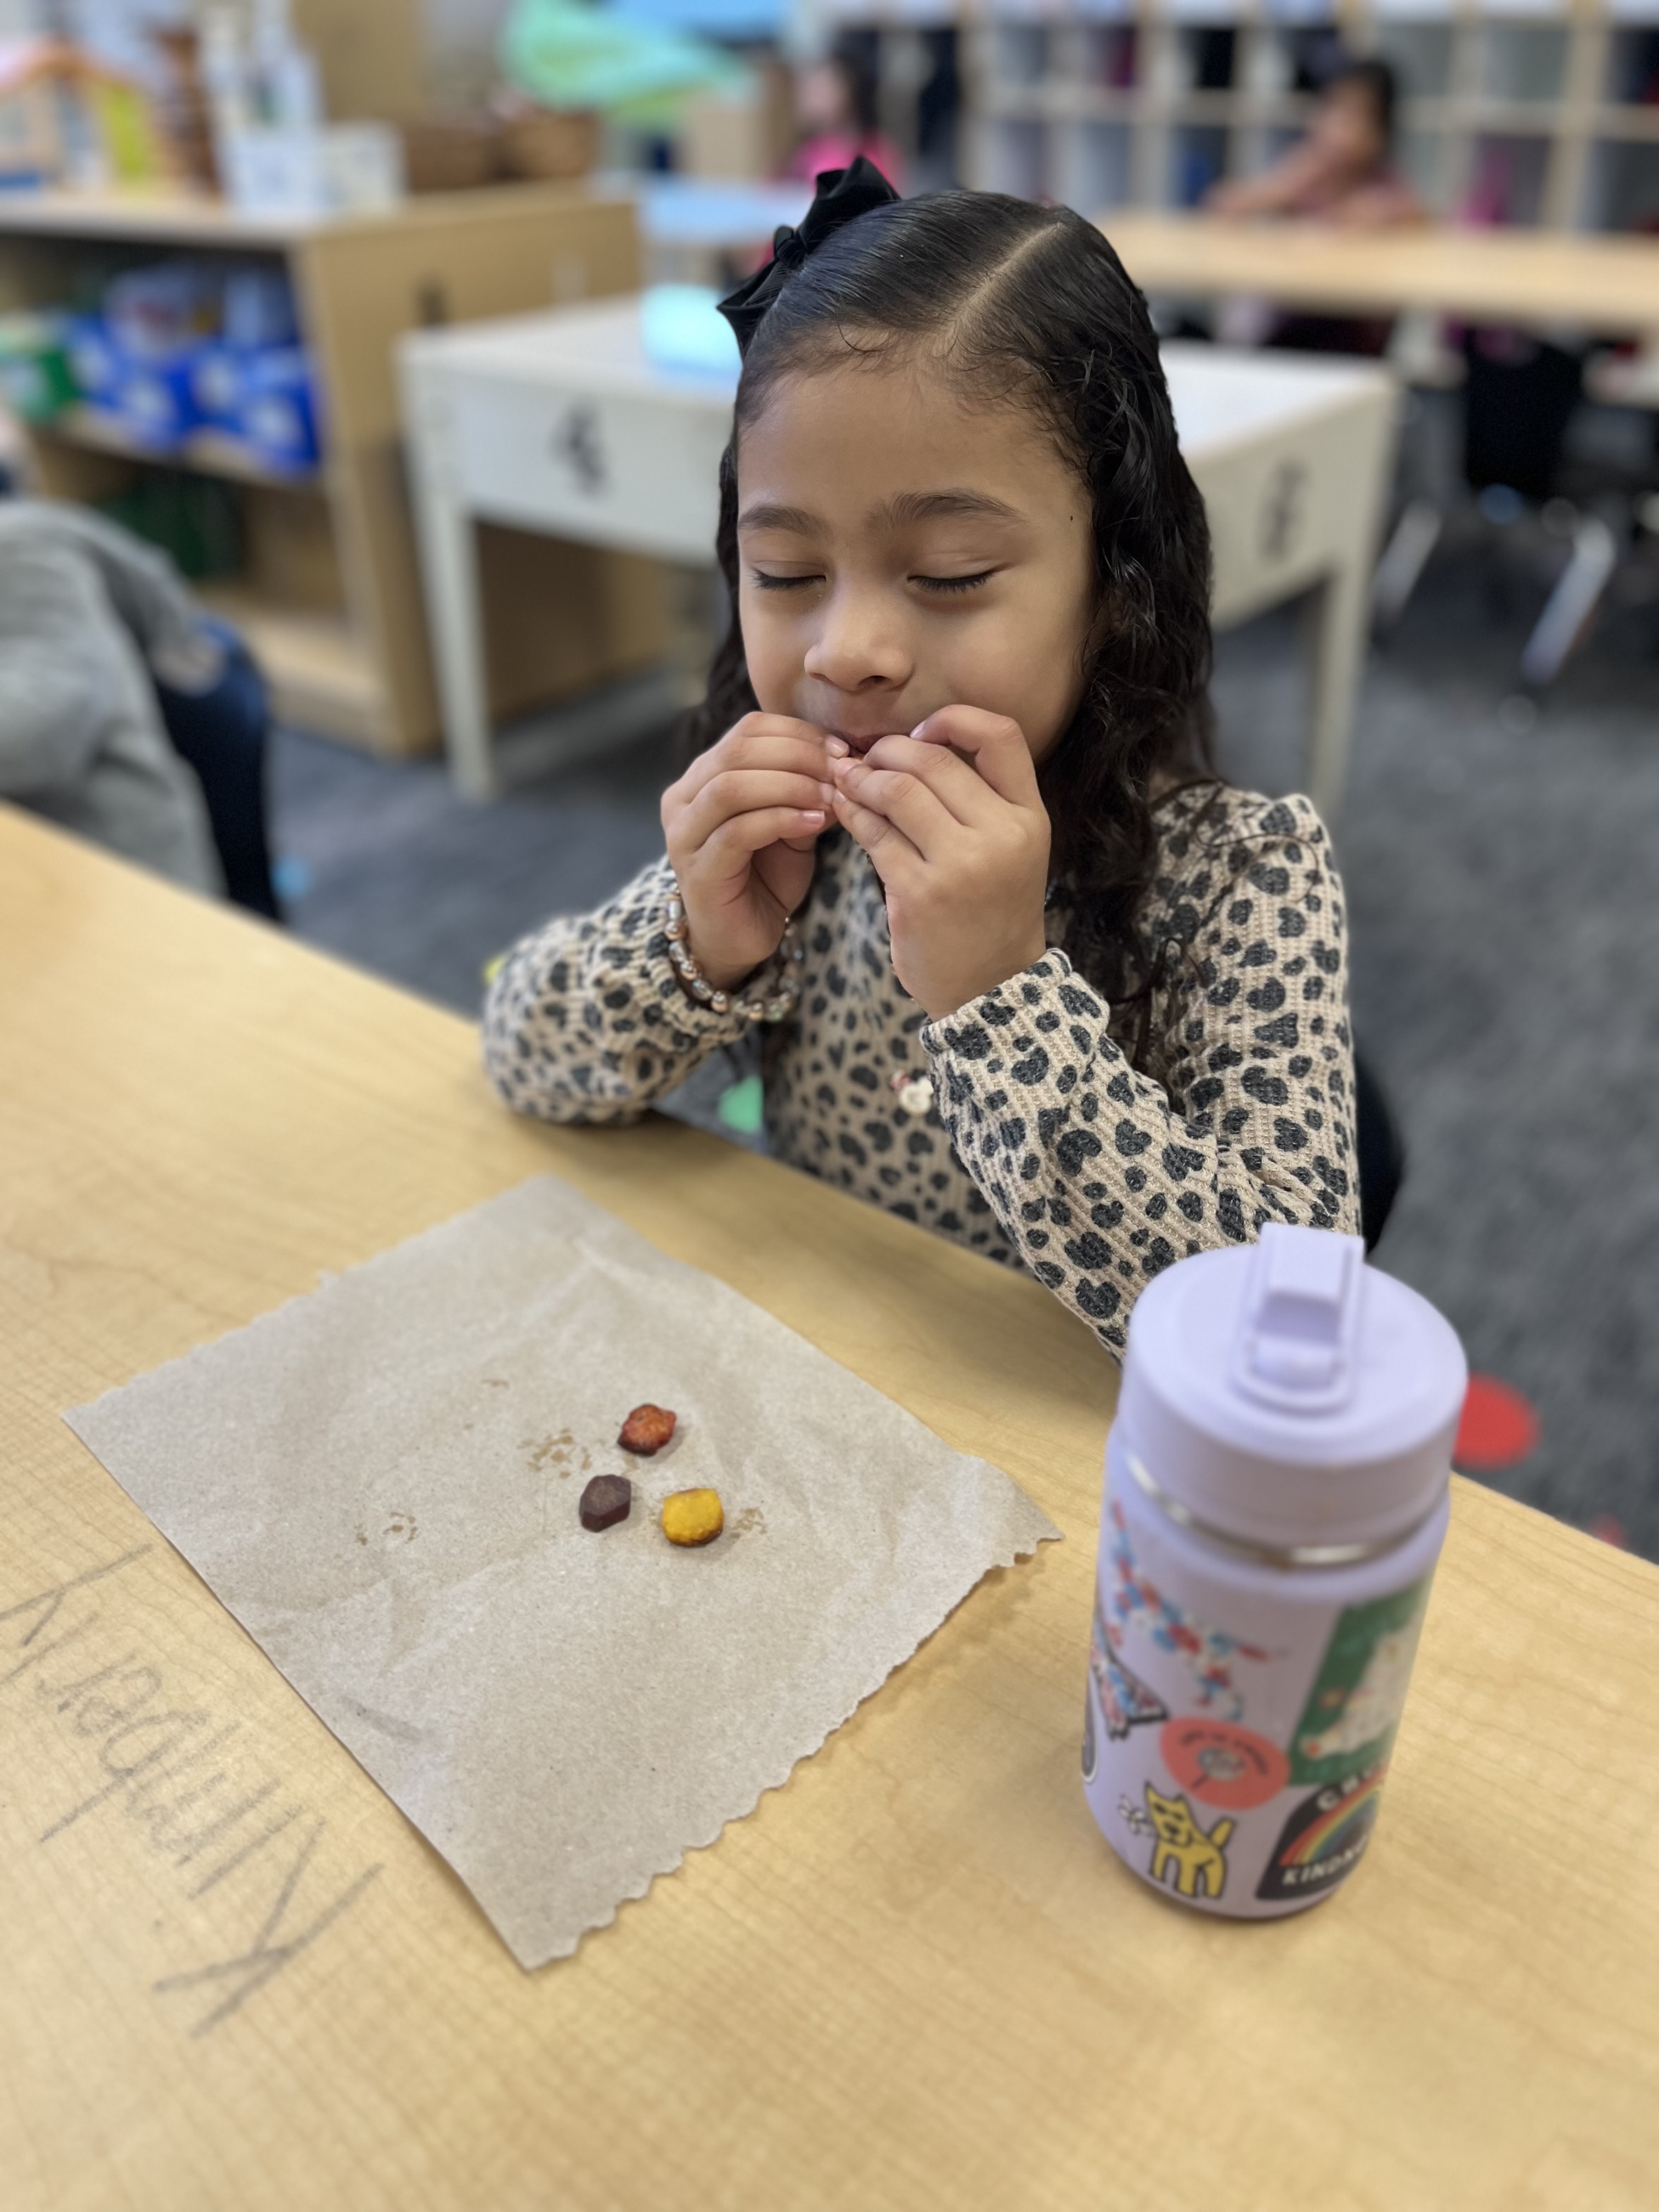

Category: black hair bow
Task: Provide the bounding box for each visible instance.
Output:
[717,155,900,356]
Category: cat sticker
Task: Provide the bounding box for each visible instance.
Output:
[1143,1784,1234,1901]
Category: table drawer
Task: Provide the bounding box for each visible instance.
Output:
[1202,390,1393,628]
[447,374,730,565]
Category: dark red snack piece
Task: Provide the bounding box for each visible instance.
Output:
[579,1474,633,1531]
[618,1403,677,1456]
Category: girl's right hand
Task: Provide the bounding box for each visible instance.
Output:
[660,713,834,993]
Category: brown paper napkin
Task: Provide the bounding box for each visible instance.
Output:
[66,1176,1060,1967]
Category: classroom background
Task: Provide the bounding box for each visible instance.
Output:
[3,0,1657,1560]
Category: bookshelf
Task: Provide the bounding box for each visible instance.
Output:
[966,6,1659,237]
[0,185,667,756]
[821,2,1659,239]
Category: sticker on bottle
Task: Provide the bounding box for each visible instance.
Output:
[1090,1587,1169,1741]
[1160,1716,1289,1810]
[1255,1763,1388,1902]
[1143,1785,1234,1902]
[1103,1500,1275,1723]
[1289,1579,1430,1787]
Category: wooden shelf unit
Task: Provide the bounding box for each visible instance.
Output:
[0,186,667,756]
[41,405,323,488]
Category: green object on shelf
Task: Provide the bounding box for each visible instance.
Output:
[716,1073,765,1136]
[0,312,76,424]
[500,0,748,131]
[98,470,242,582]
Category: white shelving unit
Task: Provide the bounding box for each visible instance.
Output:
[827,1,1659,238]
[969,5,1659,235]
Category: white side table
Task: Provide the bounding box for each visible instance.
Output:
[400,300,1396,815]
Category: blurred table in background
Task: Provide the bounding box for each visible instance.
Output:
[401,296,1396,815]
[1098,212,1659,338]
[1099,213,1659,407]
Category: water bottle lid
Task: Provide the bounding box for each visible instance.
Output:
[1118,1223,1466,1553]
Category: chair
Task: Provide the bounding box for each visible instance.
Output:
[1353,1047,1403,1253]
[1374,328,1631,691]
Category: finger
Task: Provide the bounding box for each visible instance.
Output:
[722,718,833,774]
[859,734,1001,829]
[671,716,830,804]
[907,705,1043,809]
[831,754,960,860]
[831,786,922,890]
[678,768,836,849]
[692,805,828,877]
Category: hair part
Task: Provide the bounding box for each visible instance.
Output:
[685,190,1217,1065]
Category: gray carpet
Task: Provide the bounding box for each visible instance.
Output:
[269,529,1659,1561]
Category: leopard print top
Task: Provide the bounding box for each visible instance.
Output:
[482,782,1360,1359]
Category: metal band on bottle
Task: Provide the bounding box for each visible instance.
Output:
[1124,1450,1440,1571]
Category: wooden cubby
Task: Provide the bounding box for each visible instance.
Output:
[0,185,668,755]
[965,3,1659,236]
[820,0,1659,241]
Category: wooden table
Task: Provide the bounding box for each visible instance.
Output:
[4,804,1658,2211]
[1098,211,1659,341]
[400,298,1395,817]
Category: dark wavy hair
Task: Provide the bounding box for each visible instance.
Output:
[684,190,1217,1062]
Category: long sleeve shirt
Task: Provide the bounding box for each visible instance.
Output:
[482,782,1360,1358]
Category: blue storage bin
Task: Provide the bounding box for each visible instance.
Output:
[188,345,246,432]
[234,347,319,472]
[112,352,202,450]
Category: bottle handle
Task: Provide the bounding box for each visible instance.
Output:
[1231,1223,1366,1413]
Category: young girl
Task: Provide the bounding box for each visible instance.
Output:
[483,163,1359,1359]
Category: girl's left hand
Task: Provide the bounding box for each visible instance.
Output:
[829,706,1052,1020]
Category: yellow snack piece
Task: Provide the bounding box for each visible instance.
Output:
[661,1487,724,1548]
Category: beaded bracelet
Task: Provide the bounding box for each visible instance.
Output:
[664,890,804,1023]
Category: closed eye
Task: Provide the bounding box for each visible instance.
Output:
[749,569,821,591]
[914,569,995,595]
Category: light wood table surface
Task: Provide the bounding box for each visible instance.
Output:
[1100,211,1659,340]
[4,804,1658,2211]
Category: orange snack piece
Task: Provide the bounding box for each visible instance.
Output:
[661,1488,724,1548]
[618,1402,677,1455]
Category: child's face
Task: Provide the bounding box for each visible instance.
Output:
[735,357,1095,764]
[1311,81,1386,176]
[794,59,853,137]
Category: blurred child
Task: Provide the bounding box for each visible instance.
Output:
[1206,58,1424,354]
[1206,57,1423,230]
[0,501,280,913]
[785,39,904,193]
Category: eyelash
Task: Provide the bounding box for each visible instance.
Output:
[747,570,995,595]
[917,570,994,595]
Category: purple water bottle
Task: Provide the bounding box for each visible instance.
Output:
[1083,1221,1466,1917]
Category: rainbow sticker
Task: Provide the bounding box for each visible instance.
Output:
[1255,1763,1388,1903]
